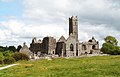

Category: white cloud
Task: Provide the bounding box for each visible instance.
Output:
[1,0,120,47]
[1,18,120,48]
[79,22,120,47]
[1,20,24,35]
[22,0,120,29]
[0,19,67,46]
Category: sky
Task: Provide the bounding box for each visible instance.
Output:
[0,0,120,47]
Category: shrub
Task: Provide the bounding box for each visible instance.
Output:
[0,59,3,64]
[3,50,14,57]
[3,57,15,64]
[13,52,30,61]
[0,52,4,60]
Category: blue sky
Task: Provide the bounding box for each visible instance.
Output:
[0,0,22,21]
[0,0,120,47]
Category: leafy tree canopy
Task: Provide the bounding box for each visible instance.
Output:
[3,50,14,57]
[8,46,17,52]
[104,36,118,45]
[101,36,120,55]
[17,45,22,52]
[0,52,4,60]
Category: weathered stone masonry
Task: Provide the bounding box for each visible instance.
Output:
[29,16,100,57]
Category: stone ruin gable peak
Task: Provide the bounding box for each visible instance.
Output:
[20,42,31,52]
[58,35,66,42]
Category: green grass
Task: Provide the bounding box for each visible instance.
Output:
[1,56,120,77]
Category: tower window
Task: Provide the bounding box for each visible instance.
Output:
[75,22,77,25]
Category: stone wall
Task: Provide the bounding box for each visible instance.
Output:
[29,16,100,57]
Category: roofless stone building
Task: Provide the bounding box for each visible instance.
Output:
[29,16,100,57]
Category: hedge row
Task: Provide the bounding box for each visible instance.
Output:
[3,57,15,64]
[13,52,30,61]
[0,52,30,64]
[0,58,15,64]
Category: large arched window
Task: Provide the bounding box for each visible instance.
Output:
[70,44,74,51]
[92,45,96,49]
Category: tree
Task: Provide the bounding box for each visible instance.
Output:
[3,50,14,57]
[3,46,8,51]
[0,46,4,52]
[0,52,4,60]
[104,36,118,45]
[13,52,30,61]
[0,48,4,52]
[8,46,17,52]
[101,36,120,55]
[17,45,22,52]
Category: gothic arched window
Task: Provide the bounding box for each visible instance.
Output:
[92,45,96,49]
[82,45,87,50]
[70,44,74,51]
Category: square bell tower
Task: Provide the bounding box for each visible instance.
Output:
[69,16,78,41]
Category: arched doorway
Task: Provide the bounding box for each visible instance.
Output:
[76,43,78,56]
[70,44,74,51]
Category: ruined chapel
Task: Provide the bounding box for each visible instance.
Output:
[29,16,100,57]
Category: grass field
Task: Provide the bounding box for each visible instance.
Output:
[0,56,120,77]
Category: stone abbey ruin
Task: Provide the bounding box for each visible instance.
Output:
[20,16,100,58]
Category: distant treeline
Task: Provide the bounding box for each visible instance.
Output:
[0,45,22,52]
[0,45,29,65]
